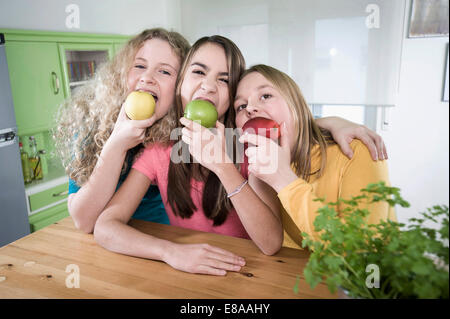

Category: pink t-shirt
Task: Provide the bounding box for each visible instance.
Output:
[132,143,250,239]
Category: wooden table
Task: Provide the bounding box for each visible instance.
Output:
[0,217,335,299]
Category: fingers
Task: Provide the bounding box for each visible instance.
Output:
[180,117,202,131]
[239,132,265,146]
[204,244,246,266]
[117,103,127,121]
[131,114,157,129]
[367,130,387,161]
[215,120,225,135]
[188,244,246,276]
[382,142,388,160]
[336,136,354,159]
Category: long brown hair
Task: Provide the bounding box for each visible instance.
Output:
[240,65,335,180]
[167,35,246,226]
[53,28,190,186]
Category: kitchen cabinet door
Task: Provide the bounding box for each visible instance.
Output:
[28,201,69,233]
[58,42,114,97]
[5,42,65,136]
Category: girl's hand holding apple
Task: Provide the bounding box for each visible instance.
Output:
[180,117,231,174]
[239,122,297,193]
[108,101,157,153]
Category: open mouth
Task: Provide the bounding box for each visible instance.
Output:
[138,89,158,103]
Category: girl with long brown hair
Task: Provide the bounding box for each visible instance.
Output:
[94,36,284,276]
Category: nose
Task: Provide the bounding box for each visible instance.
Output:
[140,69,156,84]
[246,104,259,117]
[246,96,260,117]
[200,76,217,93]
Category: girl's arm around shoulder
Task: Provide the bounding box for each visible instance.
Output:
[315,116,387,161]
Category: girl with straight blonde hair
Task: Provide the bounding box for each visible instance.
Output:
[237,64,396,249]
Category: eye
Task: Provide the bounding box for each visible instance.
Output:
[160,69,171,76]
[219,78,229,84]
[261,94,272,100]
[193,69,205,75]
[134,64,146,69]
[236,104,247,112]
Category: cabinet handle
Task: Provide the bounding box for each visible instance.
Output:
[52,190,68,197]
[51,71,60,95]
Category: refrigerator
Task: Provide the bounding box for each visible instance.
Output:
[0,35,30,247]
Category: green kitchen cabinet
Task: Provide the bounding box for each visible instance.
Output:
[28,201,69,233]
[113,41,127,55]
[28,181,69,233]
[0,29,130,135]
[28,182,69,212]
[4,41,65,136]
[58,42,114,97]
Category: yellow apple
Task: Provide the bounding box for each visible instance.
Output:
[124,91,156,120]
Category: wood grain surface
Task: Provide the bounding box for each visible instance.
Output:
[0,217,336,299]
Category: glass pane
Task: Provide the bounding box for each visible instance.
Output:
[65,50,108,85]
[321,105,365,125]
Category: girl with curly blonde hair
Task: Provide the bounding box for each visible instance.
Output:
[54,28,190,234]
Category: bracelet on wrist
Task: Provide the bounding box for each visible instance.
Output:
[227,180,248,198]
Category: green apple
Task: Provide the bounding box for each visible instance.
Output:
[184,100,218,128]
[124,91,156,120]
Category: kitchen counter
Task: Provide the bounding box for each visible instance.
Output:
[0,217,336,299]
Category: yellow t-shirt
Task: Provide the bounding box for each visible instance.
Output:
[277,140,397,249]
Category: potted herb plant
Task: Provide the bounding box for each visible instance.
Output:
[296,182,449,299]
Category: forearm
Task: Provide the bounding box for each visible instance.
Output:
[68,140,128,233]
[215,164,283,255]
[314,116,339,131]
[94,216,172,261]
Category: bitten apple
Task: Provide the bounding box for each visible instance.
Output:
[240,117,281,179]
[184,100,218,128]
[124,91,156,120]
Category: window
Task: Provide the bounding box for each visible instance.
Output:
[312,104,378,131]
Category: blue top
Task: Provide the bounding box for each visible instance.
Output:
[68,149,169,224]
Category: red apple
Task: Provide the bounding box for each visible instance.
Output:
[240,117,281,179]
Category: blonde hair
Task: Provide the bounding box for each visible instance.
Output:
[53,28,190,186]
[241,64,335,180]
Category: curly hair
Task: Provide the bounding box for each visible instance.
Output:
[53,28,190,186]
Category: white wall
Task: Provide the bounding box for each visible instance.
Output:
[379,0,449,225]
[0,0,181,35]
